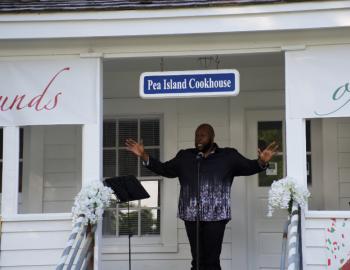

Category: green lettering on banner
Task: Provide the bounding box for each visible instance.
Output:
[314,82,350,116]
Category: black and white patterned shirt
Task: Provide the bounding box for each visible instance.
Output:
[145,144,265,221]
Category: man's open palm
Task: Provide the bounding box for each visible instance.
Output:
[125,138,145,158]
[258,141,279,163]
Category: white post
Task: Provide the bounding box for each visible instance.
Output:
[285,118,307,186]
[1,127,20,217]
[285,49,308,187]
[285,50,307,270]
[81,56,103,269]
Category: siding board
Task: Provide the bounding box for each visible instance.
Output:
[43,187,78,201]
[339,168,350,182]
[44,145,76,159]
[1,231,70,250]
[1,220,71,232]
[43,201,74,213]
[0,249,63,266]
[44,173,79,188]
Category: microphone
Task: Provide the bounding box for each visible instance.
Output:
[196,152,204,160]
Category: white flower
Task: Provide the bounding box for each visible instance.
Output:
[72,181,114,226]
[267,177,310,217]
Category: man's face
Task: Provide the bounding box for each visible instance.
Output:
[195,126,214,152]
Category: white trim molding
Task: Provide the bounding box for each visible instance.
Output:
[1,1,350,39]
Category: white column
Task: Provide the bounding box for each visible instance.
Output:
[81,56,103,269]
[1,127,20,217]
[285,50,307,270]
[285,118,307,186]
[285,49,308,187]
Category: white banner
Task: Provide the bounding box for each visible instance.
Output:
[0,58,98,126]
[286,44,350,119]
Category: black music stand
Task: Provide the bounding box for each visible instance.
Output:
[103,175,150,270]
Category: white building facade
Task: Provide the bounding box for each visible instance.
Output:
[1,1,350,269]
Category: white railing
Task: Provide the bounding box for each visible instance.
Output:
[280,202,303,270]
[56,216,95,270]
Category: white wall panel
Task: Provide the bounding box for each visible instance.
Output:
[305,228,326,246]
[1,250,63,266]
[303,218,346,268]
[44,126,78,144]
[258,254,282,268]
[44,173,78,188]
[1,231,70,250]
[304,247,327,265]
[300,266,327,270]
[258,233,283,254]
[43,187,78,201]
[2,220,71,232]
[305,219,332,228]
[0,219,72,268]
[338,138,350,153]
[339,168,350,182]
[42,125,82,213]
[43,201,74,213]
[339,183,350,197]
[338,122,350,138]
[338,153,350,168]
[44,159,77,173]
[44,145,76,159]
[178,126,229,142]
[178,112,229,128]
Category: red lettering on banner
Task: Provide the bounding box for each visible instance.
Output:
[9,95,27,110]
[44,92,62,110]
[0,96,9,111]
[0,67,69,112]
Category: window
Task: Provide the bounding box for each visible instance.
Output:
[103,117,161,237]
[258,121,284,187]
[257,120,312,187]
[0,128,24,194]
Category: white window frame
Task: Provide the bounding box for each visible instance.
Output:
[102,98,178,253]
[102,115,163,242]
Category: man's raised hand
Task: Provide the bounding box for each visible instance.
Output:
[125,138,149,161]
[258,141,279,164]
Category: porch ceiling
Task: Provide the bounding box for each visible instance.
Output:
[103,52,285,98]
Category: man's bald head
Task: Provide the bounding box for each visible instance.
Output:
[196,123,215,138]
[195,123,215,153]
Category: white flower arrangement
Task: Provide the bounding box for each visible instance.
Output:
[267,177,310,217]
[71,181,115,226]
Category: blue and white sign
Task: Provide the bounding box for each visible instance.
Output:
[140,69,239,98]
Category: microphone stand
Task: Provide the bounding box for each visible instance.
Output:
[196,153,203,270]
[128,201,132,270]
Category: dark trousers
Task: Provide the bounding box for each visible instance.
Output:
[184,220,228,270]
